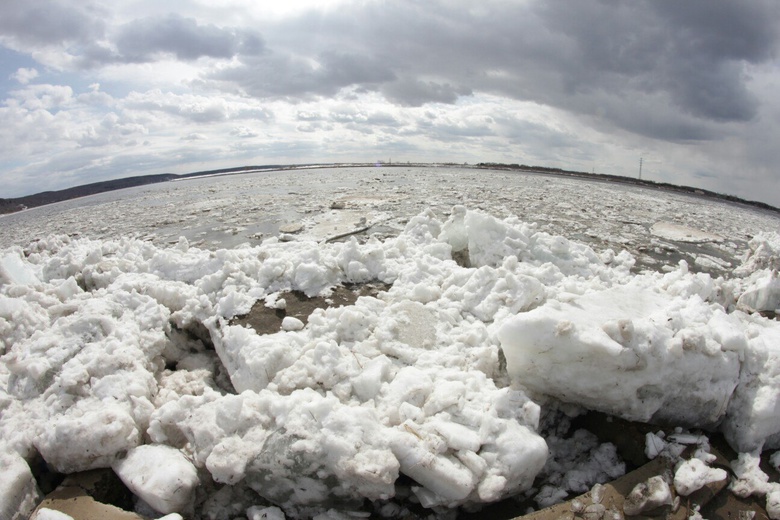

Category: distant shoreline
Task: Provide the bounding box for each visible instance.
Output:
[1,162,778,216]
[473,162,780,215]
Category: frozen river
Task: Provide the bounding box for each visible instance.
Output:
[2,166,778,276]
[3,166,780,520]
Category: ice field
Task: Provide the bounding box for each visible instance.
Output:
[2,166,780,519]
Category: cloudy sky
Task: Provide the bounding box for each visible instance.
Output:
[1,0,780,206]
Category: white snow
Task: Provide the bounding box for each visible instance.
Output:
[673,458,727,496]
[2,197,780,518]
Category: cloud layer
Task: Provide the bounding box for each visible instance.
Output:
[1,0,779,205]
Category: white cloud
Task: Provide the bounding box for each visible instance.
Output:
[9,83,75,110]
[230,125,259,138]
[10,67,38,84]
[181,132,207,140]
[122,89,273,123]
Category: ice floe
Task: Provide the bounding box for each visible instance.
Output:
[1,205,780,519]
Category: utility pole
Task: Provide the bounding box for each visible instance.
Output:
[639,157,643,180]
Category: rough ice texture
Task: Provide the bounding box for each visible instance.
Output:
[2,208,780,517]
[737,271,780,313]
[673,458,727,496]
[623,475,673,515]
[768,487,780,520]
[499,257,780,452]
[499,278,741,427]
[534,428,625,508]
[0,449,42,520]
[113,444,199,514]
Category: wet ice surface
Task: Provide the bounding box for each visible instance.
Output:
[2,166,777,277]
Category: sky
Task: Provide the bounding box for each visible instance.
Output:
[1,0,780,207]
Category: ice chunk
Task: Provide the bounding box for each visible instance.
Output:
[113,444,199,514]
[730,451,770,498]
[737,271,780,313]
[767,485,780,520]
[498,281,740,427]
[722,323,780,452]
[623,475,673,515]
[34,406,141,473]
[389,430,477,506]
[651,222,722,243]
[735,231,780,275]
[0,450,43,520]
[0,250,40,285]
[772,451,780,471]
[281,316,304,331]
[645,432,667,460]
[439,205,469,253]
[351,355,392,401]
[673,458,727,496]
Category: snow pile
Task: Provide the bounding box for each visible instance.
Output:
[2,207,780,518]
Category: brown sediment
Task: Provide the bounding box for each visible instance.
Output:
[31,470,143,520]
[229,282,391,334]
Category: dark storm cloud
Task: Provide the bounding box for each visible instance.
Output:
[532,0,778,124]
[220,0,779,143]
[521,0,777,128]
[213,51,394,98]
[494,116,580,150]
[381,78,472,107]
[650,0,778,62]
[0,0,104,47]
[0,3,263,68]
[113,14,264,63]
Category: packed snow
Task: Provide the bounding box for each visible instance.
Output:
[2,167,780,519]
